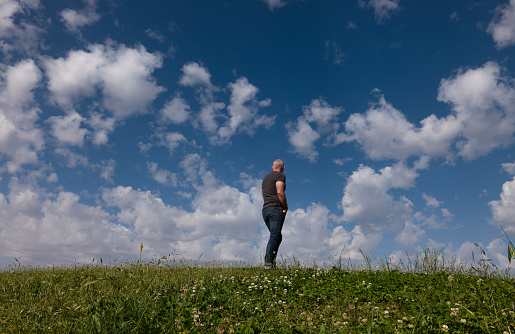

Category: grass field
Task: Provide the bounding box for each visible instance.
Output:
[1,249,514,333]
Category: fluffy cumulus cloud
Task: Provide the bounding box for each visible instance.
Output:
[87,112,115,146]
[448,238,513,272]
[279,204,383,263]
[287,118,321,162]
[502,161,515,175]
[0,178,133,264]
[60,0,101,34]
[287,98,342,162]
[489,176,515,233]
[0,0,42,55]
[0,151,393,266]
[179,62,215,89]
[341,163,416,233]
[153,131,188,155]
[0,0,22,38]
[159,95,190,124]
[0,59,44,173]
[178,62,275,145]
[3,0,515,271]
[44,42,164,120]
[217,77,275,144]
[487,0,515,49]
[395,221,426,249]
[47,111,88,147]
[332,62,515,163]
[437,62,515,160]
[334,91,459,161]
[147,161,178,186]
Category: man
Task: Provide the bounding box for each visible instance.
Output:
[261,159,288,269]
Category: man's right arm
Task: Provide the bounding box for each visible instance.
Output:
[276,181,288,213]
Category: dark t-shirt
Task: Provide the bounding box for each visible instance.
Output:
[262,171,286,209]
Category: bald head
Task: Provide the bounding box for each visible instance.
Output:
[272,159,285,171]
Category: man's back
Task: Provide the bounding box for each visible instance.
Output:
[262,170,286,209]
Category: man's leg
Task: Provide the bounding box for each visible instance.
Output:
[264,207,285,266]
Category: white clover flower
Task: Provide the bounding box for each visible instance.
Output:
[442,325,449,332]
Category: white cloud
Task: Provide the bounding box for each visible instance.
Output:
[99,158,116,183]
[217,77,275,144]
[360,0,401,24]
[145,28,166,43]
[46,173,58,183]
[160,95,190,124]
[441,208,453,218]
[347,21,358,30]
[44,47,105,107]
[341,163,415,233]
[0,0,21,37]
[179,63,274,145]
[335,62,515,163]
[281,204,332,260]
[486,238,513,271]
[287,99,342,162]
[0,154,395,266]
[422,193,442,208]
[179,153,208,185]
[328,225,383,261]
[47,111,88,147]
[333,157,352,166]
[88,112,115,146]
[502,161,515,175]
[44,42,164,120]
[261,0,286,11]
[279,203,383,263]
[157,131,187,155]
[489,176,515,233]
[453,240,479,265]
[487,0,515,49]
[179,62,215,89]
[100,45,165,119]
[335,92,458,161]
[0,179,133,265]
[324,41,345,65]
[147,161,178,186]
[198,101,225,134]
[0,0,43,55]
[412,208,452,230]
[60,0,101,33]
[54,147,89,168]
[102,186,188,249]
[0,59,44,173]
[438,62,515,160]
[395,220,426,248]
[52,147,114,182]
[303,98,342,130]
[0,59,41,109]
[287,118,320,162]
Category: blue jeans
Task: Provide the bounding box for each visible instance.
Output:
[262,206,286,265]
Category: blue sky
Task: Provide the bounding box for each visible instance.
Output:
[1,0,515,268]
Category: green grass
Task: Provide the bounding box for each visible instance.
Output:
[1,250,514,333]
